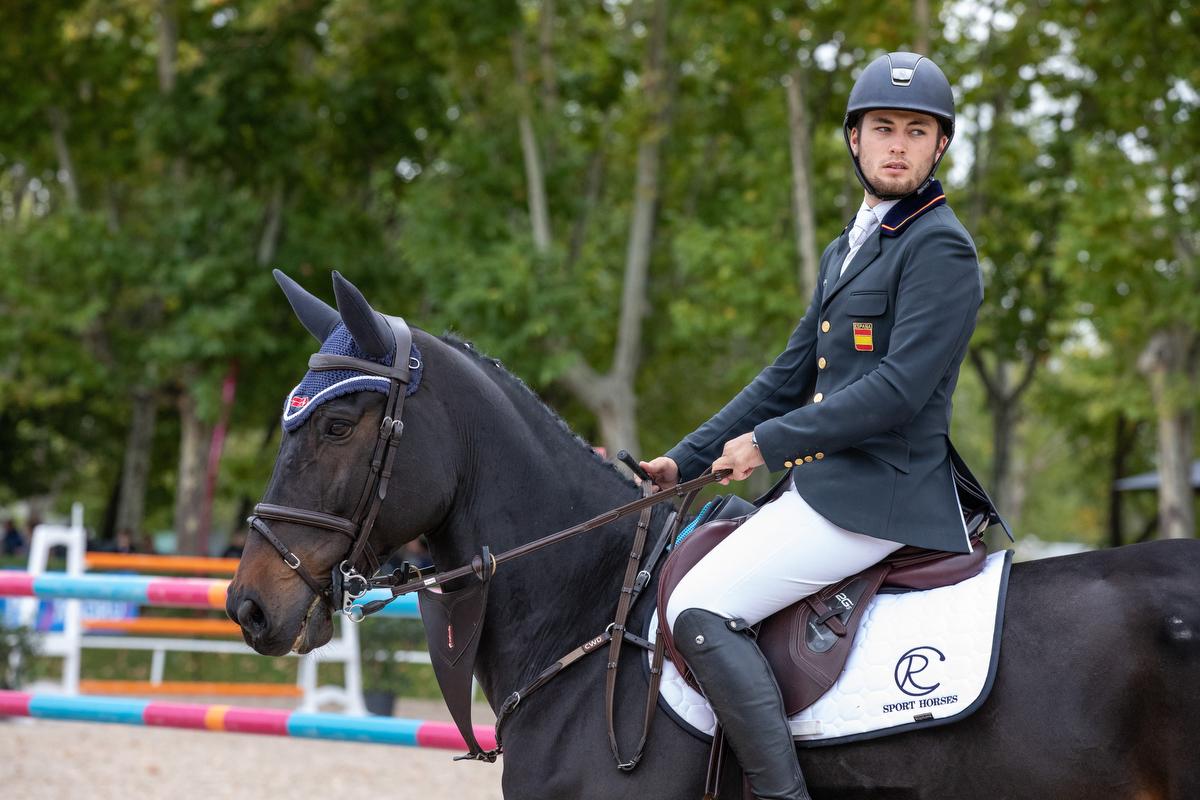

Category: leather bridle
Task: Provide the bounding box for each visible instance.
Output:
[247,314,421,620]
[242,315,733,765]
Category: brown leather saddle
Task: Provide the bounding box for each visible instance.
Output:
[656,481,989,717]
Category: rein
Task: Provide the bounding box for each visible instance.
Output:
[351,469,728,615]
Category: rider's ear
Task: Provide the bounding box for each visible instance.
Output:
[274,269,341,343]
[332,270,394,359]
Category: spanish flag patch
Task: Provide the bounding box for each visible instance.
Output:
[853,322,874,352]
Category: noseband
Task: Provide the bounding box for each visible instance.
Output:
[247,315,420,619]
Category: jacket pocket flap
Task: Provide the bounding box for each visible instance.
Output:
[845,291,888,317]
[852,431,910,473]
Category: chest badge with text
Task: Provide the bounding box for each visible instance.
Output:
[853,322,874,352]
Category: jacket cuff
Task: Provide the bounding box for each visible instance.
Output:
[754,418,822,471]
[664,443,705,482]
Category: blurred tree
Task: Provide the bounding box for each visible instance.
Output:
[1048,0,1200,538]
[1,0,1192,553]
[940,1,1075,530]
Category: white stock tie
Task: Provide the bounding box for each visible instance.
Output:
[849,205,876,250]
[841,205,878,277]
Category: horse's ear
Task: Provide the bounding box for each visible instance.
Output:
[331,271,394,359]
[274,269,340,343]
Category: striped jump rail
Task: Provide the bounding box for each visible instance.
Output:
[79,680,303,697]
[0,690,496,750]
[84,553,241,575]
[82,617,242,637]
[0,572,419,619]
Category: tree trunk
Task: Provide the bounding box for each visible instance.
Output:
[198,364,238,557]
[914,0,931,55]
[969,347,1039,527]
[566,131,609,269]
[1138,327,1198,539]
[47,107,80,210]
[257,178,285,267]
[538,0,558,167]
[538,0,558,109]
[511,31,552,253]
[115,387,158,540]
[174,383,213,555]
[10,162,30,220]
[157,0,178,94]
[989,384,1016,518]
[784,67,819,297]
[560,0,672,459]
[1108,413,1135,548]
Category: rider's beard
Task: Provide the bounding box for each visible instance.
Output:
[866,156,928,198]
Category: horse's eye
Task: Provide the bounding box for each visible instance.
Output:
[326,420,352,438]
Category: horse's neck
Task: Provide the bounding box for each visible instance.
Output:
[427,367,645,707]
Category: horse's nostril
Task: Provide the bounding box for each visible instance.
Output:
[237,598,269,637]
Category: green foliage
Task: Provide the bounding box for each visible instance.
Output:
[0,0,1195,545]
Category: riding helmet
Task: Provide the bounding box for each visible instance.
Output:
[844,52,955,199]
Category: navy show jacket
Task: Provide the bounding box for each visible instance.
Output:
[666,181,1009,554]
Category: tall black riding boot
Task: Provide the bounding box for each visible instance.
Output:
[674,608,812,800]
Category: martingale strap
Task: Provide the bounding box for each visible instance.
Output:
[604,484,665,770]
[481,484,698,769]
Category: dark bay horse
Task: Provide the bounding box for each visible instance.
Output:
[227,273,1200,799]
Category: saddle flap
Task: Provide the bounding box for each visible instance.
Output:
[657,518,742,688]
[758,564,890,715]
[657,513,888,715]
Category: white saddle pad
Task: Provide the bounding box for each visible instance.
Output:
[647,549,1012,747]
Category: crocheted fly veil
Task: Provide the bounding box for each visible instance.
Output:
[274,270,422,432]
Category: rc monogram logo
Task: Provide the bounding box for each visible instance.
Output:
[894,645,945,697]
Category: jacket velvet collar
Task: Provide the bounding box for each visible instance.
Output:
[879,179,946,238]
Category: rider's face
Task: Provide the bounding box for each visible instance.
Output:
[849,109,948,201]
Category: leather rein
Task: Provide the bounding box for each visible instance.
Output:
[246,319,726,767]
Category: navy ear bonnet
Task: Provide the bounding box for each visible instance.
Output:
[282,322,422,432]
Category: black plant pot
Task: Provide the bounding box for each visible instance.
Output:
[363,689,396,716]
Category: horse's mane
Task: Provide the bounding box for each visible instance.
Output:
[438,333,638,490]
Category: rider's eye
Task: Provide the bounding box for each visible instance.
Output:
[326,420,352,438]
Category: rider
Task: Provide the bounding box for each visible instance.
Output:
[642,52,1005,799]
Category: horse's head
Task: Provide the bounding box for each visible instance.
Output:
[227,270,456,656]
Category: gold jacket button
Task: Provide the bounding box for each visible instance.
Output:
[815,452,825,460]
[804,455,814,463]
[818,357,827,369]
[820,320,831,333]
[784,460,793,468]
[813,392,824,403]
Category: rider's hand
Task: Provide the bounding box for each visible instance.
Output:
[711,432,765,485]
[639,456,679,493]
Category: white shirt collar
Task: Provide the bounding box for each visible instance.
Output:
[861,197,901,225]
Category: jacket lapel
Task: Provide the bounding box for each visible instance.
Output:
[822,231,881,312]
[820,181,948,312]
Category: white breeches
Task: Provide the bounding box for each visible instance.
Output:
[665,484,903,632]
